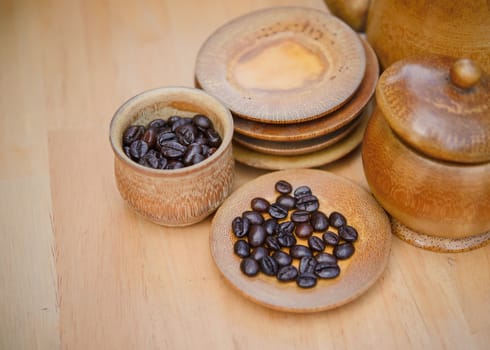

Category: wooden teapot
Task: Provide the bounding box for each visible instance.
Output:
[362,56,490,252]
[325,0,490,72]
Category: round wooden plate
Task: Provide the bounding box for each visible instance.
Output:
[232,108,370,170]
[232,38,378,141]
[210,169,392,312]
[232,111,363,156]
[195,6,366,124]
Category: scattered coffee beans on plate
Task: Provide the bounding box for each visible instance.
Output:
[122,114,222,169]
[231,180,359,289]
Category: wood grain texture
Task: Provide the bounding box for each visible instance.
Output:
[1,0,490,349]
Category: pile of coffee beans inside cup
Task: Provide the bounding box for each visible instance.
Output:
[122,114,222,169]
[232,180,358,288]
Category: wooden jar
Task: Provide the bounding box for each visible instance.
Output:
[362,56,490,252]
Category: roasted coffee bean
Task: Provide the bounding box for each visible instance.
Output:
[248,224,267,247]
[148,118,166,130]
[232,216,250,238]
[242,210,264,225]
[310,211,329,231]
[330,211,347,228]
[299,256,317,274]
[123,146,132,159]
[234,240,250,258]
[272,251,292,266]
[322,231,340,246]
[334,242,355,260]
[250,246,268,261]
[277,265,298,282]
[291,210,310,223]
[193,114,212,131]
[183,143,202,165]
[251,197,270,213]
[295,195,319,212]
[240,258,260,276]
[277,233,297,248]
[205,128,222,147]
[338,225,358,242]
[123,125,145,146]
[290,245,313,259]
[315,252,337,265]
[315,263,340,279]
[308,236,326,252]
[296,273,317,288]
[156,129,177,145]
[142,127,158,148]
[295,222,314,239]
[268,203,288,219]
[167,115,182,126]
[190,153,205,164]
[140,150,161,169]
[158,157,168,169]
[165,160,184,169]
[276,221,295,235]
[276,195,296,210]
[260,255,279,276]
[207,147,217,157]
[176,123,197,146]
[170,116,192,132]
[293,185,312,199]
[263,218,278,235]
[265,236,281,251]
[129,140,149,159]
[275,180,292,194]
[159,140,187,158]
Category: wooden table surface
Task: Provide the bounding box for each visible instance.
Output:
[1,0,489,349]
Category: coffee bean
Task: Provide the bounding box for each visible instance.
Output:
[295,195,319,212]
[232,216,250,238]
[322,231,340,246]
[310,211,329,231]
[156,129,177,145]
[268,203,288,219]
[142,127,158,148]
[276,195,296,210]
[293,185,312,199]
[272,251,292,266]
[314,263,340,279]
[140,150,161,169]
[248,224,267,247]
[171,117,192,132]
[123,146,132,159]
[315,252,337,265]
[159,140,187,158]
[291,210,310,223]
[234,240,250,258]
[167,115,182,126]
[295,222,314,239]
[260,256,279,276]
[192,114,212,131]
[277,233,297,248]
[276,221,295,235]
[263,218,278,235]
[275,180,292,194]
[299,256,317,274]
[183,143,202,165]
[290,245,312,259]
[251,197,270,212]
[148,118,167,130]
[277,265,298,282]
[330,211,347,228]
[129,140,149,159]
[242,210,264,225]
[123,125,145,146]
[308,236,326,252]
[334,242,355,260]
[165,160,184,169]
[176,123,197,146]
[338,225,358,242]
[205,128,222,147]
[240,258,259,276]
[265,236,281,251]
[250,246,268,261]
[296,273,317,288]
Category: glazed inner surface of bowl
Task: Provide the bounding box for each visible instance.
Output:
[110,88,234,175]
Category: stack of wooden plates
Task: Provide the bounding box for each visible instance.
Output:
[195,6,379,169]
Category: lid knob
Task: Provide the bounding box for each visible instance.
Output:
[450,58,482,89]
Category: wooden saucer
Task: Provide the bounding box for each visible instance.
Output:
[232,110,363,156]
[232,109,370,170]
[195,6,366,124]
[233,38,378,141]
[210,169,392,312]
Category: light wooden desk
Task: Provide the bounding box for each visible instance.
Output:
[1,0,489,349]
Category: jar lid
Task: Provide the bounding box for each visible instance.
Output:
[376,56,490,163]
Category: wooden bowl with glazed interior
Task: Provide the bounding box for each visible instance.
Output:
[109,87,235,227]
[362,56,490,252]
